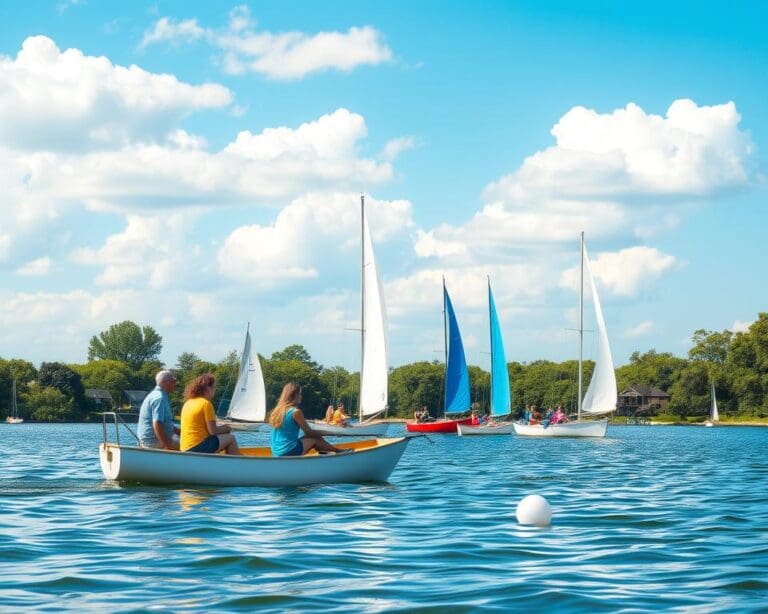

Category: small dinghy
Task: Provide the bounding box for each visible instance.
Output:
[457,423,515,436]
[218,325,266,432]
[99,414,408,486]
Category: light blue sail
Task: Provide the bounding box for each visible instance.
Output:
[488,282,511,417]
[444,285,471,415]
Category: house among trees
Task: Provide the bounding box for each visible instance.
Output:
[122,390,149,412]
[85,389,113,410]
[617,385,670,416]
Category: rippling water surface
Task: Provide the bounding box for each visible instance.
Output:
[1,423,768,611]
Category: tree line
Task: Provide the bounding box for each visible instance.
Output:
[2,314,768,422]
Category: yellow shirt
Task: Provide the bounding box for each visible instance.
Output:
[333,409,347,425]
[180,397,216,451]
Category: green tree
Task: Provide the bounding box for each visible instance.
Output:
[270,345,319,370]
[88,321,163,370]
[39,362,88,419]
[689,329,733,364]
[23,384,73,422]
[388,361,444,418]
[71,360,132,407]
[262,359,329,419]
[615,350,687,394]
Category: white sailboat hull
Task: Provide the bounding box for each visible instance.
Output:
[5,417,23,424]
[513,419,608,438]
[306,421,389,437]
[457,423,514,436]
[218,419,262,432]
[99,437,408,486]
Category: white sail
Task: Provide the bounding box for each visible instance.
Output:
[359,211,389,418]
[711,382,719,422]
[581,245,617,415]
[227,328,266,422]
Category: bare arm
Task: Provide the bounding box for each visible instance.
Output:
[207,420,232,436]
[152,421,177,450]
[291,409,323,438]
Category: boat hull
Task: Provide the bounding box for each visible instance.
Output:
[99,437,409,486]
[5,417,23,424]
[512,419,608,438]
[406,418,473,433]
[457,423,514,436]
[306,421,389,437]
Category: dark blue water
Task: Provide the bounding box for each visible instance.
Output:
[1,424,767,611]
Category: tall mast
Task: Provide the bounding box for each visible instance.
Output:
[578,231,584,422]
[359,193,365,422]
[443,276,448,419]
[488,276,493,416]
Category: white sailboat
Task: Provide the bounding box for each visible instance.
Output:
[705,381,719,427]
[310,195,389,437]
[5,380,23,424]
[221,324,266,431]
[514,233,613,437]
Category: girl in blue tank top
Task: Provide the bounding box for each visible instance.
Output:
[268,383,350,457]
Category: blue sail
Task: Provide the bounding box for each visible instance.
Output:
[444,285,470,415]
[488,283,511,417]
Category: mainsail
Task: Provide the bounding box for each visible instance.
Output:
[359,207,389,418]
[711,382,719,422]
[444,284,470,415]
[581,244,617,415]
[488,281,511,417]
[226,327,266,422]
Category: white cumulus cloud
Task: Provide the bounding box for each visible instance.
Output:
[141,5,393,80]
[16,257,52,276]
[625,321,654,337]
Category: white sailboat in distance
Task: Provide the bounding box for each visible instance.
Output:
[222,324,266,431]
[310,195,389,437]
[513,232,614,437]
[6,380,23,424]
[705,381,719,427]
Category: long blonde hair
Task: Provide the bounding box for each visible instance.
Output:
[269,382,302,428]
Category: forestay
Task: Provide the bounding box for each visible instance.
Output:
[581,245,617,415]
[227,328,266,422]
[360,213,389,418]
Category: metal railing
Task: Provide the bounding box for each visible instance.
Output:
[101,411,140,446]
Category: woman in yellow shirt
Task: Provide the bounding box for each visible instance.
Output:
[180,373,240,455]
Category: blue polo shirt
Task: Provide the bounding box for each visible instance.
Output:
[137,386,175,448]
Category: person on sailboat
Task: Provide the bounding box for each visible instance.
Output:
[269,382,349,457]
[332,403,350,426]
[529,405,542,425]
[180,374,241,455]
[324,405,335,424]
[551,404,569,425]
[137,370,180,450]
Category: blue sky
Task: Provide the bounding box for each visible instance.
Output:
[0,0,766,373]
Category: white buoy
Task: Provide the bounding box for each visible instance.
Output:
[516,494,552,526]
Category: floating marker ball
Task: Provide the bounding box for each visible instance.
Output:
[516,494,552,526]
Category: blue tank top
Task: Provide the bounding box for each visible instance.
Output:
[271,407,301,456]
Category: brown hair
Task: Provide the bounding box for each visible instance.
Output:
[268,382,302,428]
[184,373,216,401]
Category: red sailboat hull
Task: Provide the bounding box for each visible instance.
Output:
[406,418,473,433]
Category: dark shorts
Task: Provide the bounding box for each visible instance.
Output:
[187,435,220,454]
[283,440,305,457]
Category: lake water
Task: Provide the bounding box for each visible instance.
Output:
[1,423,767,611]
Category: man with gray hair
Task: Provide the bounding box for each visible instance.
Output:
[137,370,180,450]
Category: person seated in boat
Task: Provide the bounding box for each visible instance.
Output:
[270,382,349,457]
[481,412,491,425]
[180,373,240,455]
[523,405,531,424]
[529,405,542,425]
[551,404,569,424]
[325,405,335,424]
[333,402,350,426]
[137,370,180,450]
[471,410,480,426]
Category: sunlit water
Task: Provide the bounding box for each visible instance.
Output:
[1,423,767,611]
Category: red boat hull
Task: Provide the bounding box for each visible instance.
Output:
[406,418,473,433]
